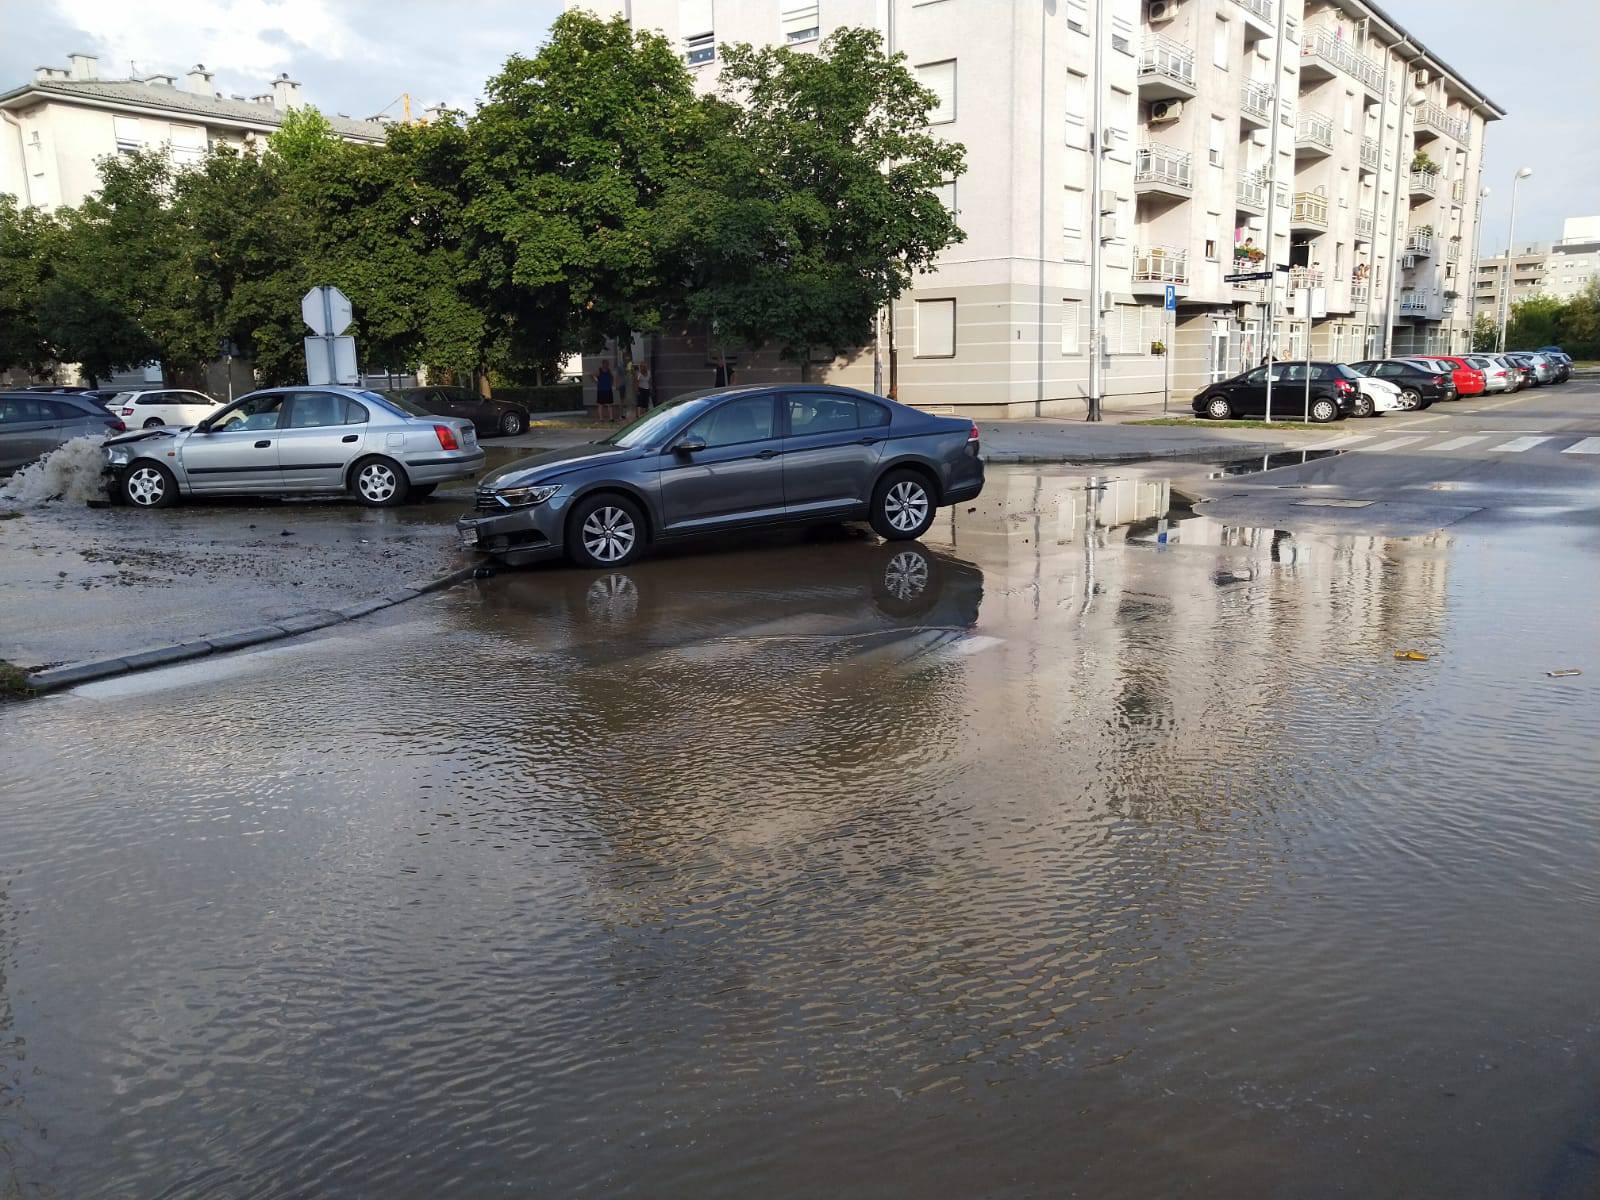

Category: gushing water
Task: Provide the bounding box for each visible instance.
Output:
[0,436,111,505]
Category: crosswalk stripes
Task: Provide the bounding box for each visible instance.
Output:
[1297,431,1600,456]
[1561,437,1600,455]
[1305,434,1373,451]
[1429,435,1490,453]
[1353,435,1427,452]
[1488,436,1553,453]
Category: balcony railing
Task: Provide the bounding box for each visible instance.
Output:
[1240,80,1273,123]
[1359,136,1380,170]
[1288,266,1325,290]
[1296,111,1334,151]
[1138,35,1196,89]
[1133,246,1189,284]
[1350,280,1370,304]
[1405,229,1434,255]
[1301,25,1385,92]
[1451,179,1466,204]
[1417,103,1469,142]
[1356,212,1375,240]
[1135,143,1193,191]
[1231,0,1273,20]
[1446,238,1462,263]
[1292,191,1329,228]
[1399,289,1437,313]
[1409,167,1439,196]
[1236,172,1267,210]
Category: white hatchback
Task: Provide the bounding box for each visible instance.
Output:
[1351,373,1405,416]
[114,389,222,429]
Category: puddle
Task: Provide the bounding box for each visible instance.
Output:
[1207,448,1347,478]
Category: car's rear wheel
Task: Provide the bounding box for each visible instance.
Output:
[122,461,177,508]
[1204,394,1233,420]
[871,470,936,541]
[568,494,645,568]
[1351,392,1375,418]
[499,409,525,437]
[350,456,410,507]
[142,416,164,429]
[1310,398,1339,423]
[1397,387,1422,411]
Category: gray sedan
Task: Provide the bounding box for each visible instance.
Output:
[104,386,485,508]
[1,391,124,475]
[456,384,985,568]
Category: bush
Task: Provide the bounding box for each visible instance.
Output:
[490,383,584,413]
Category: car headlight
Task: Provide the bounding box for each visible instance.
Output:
[106,446,131,465]
[493,484,560,508]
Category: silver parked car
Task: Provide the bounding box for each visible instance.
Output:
[103,386,485,508]
[1,391,125,475]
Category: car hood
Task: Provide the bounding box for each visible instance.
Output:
[481,442,641,488]
[103,427,184,448]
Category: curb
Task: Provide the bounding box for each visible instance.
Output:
[23,564,478,695]
[983,440,1289,465]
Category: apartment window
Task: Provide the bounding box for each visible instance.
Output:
[934,178,957,217]
[168,123,206,167]
[113,116,142,153]
[1064,71,1087,148]
[681,0,715,65]
[1066,0,1088,33]
[1063,186,1085,261]
[1111,15,1133,55]
[1334,242,1344,276]
[1062,299,1083,355]
[915,298,956,358]
[1205,238,1218,261]
[918,60,956,124]
[780,1,820,43]
[1208,115,1225,167]
[1212,17,1230,70]
[1342,91,1355,133]
[1109,89,1133,158]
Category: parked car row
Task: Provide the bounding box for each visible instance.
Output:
[0,391,125,475]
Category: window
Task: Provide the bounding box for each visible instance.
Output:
[284,392,349,429]
[213,394,288,432]
[1342,91,1355,133]
[1066,0,1088,33]
[1205,238,1218,261]
[918,60,956,124]
[681,0,714,64]
[780,1,820,43]
[344,399,369,424]
[113,116,142,153]
[934,178,957,216]
[1208,115,1225,167]
[1109,88,1132,156]
[686,395,776,447]
[1213,17,1230,69]
[1064,71,1087,147]
[915,298,956,358]
[1111,15,1133,54]
[786,393,860,436]
[860,400,890,427]
[168,123,206,166]
[1061,299,1083,355]
[1062,186,1085,260]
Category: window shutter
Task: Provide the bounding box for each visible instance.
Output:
[1061,300,1083,355]
[917,60,956,123]
[113,116,142,148]
[780,1,819,43]
[915,299,956,357]
[681,0,714,62]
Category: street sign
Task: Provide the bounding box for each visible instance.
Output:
[301,285,353,337]
[1163,284,1177,311]
[1223,270,1274,282]
[304,336,359,385]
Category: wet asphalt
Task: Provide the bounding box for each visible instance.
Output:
[1,384,1599,1197]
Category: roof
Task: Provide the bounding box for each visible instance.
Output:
[0,78,387,143]
[1346,0,1506,119]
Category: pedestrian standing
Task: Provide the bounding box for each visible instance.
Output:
[595,359,615,422]
[635,361,654,410]
[713,351,734,388]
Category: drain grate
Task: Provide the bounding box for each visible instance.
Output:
[1294,498,1374,508]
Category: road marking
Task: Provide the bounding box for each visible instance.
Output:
[1561,437,1600,455]
[1429,435,1490,452]
[1489,436,1553,453]
[1305,434,1373,451]
[1354,435,1427,452]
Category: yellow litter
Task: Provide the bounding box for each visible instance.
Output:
[1547,668,1582,678]
[1393,650,1429,662]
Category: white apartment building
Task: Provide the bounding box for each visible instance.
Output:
[1476,216,1600,315]
[1475,240,1550,317]
[0,54,387,212]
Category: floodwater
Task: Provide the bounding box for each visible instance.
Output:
[3,466,1599,1198]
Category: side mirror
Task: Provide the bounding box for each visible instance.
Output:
[673,435,707,455]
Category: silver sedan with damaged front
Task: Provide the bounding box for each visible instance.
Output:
[103,386,485,508]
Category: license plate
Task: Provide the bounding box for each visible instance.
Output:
[459,526,480,547]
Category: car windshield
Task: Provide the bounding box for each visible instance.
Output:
[605,393,715,448]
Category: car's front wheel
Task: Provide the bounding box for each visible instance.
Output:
[350,456,410,507]
[871,470,936,541]
[568,493,645,568]
[1351,392,1375,418]
[1397,387,1422,411]
[1203,394,1233,420]
[499,409,526,437]
[1310,397,1339,423]
[122,461,177,508]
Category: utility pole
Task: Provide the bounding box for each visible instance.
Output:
[1497,167,1533,352]
[1261,0,1288,423]
[1467,182,1488,349]
[1086,0,1106,422]
[1382,71,1422,359]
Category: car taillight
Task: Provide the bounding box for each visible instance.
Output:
[108,419,126,432]
[121,407,134,415]
[433,424,459,451]
[967,420,980,446]
[1432,375,1444,385]
[1335,379,1353,394]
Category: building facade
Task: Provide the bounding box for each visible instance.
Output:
[578,0,1501,416]
[1475,216,1600,318]
[1,54,386,213]
[1475,241,1550,319]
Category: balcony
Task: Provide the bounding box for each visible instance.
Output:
[1356,211,1375,241]
[1350,280,1370,305]
[1300,25,1384,93]
[1288,266,1325,291]
[1134,143,1193,199]
[1138,35,1197,100]
[1408,167,1439,199]
[1416,103,1469,143]
[1451,179,1466,204]
[1405,228,1434,256]
[1291,191,1329,231]
[1399,289,1442,319]
[1295,111,1334,157]
[1236,172,1268,213]
[1359,136,1380,172]
[1446,238,1462,263]
[1132,245,1189,290]
[1239,80,1273,127]
[1230,0,1274,29]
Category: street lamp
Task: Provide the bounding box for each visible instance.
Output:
[1497,166,1533,352]
[1468,185,1489,348]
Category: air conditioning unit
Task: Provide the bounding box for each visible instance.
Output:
[1099,188,1119,214]
[1101,216,1121,241]
[1101,126,1125,150]
[1412,69,1430,89]
[1250,128,1268,146]
[1148,0,1177,22]
[1149,99,1183,124]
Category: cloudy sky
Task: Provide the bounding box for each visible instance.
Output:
[3,0,1595,248]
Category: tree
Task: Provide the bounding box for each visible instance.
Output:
[0,196,57,373]
[661,28,966,376]
[1470,313,1497,352]
[1505,294,1565,353]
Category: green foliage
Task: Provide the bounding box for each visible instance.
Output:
[0,197,57,372]
[1471,313,1497,352]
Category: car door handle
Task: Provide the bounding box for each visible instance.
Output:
[341,434,358,443]
[857,436,879,445]
[756,448,781,460]
[254,440,272,448]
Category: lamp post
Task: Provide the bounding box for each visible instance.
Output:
[1496,166,1533,352]
[1467,184,1488,349]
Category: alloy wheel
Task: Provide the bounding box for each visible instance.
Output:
[883,550,930,601]
[358,463,397,502]
[884,481,930,533]
[501,411,523,436]
[1312,399,1337,422]
[581,506,636,563]
[126,466,166,507]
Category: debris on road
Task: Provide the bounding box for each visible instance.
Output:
[1394,649,1430,661]
[1546,668,1582,678]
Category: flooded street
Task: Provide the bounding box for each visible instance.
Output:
[4,465,1599,1198]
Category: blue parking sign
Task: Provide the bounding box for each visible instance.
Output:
[1164,284,1177,311]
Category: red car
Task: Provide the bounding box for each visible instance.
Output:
[1406,355,1485,397]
